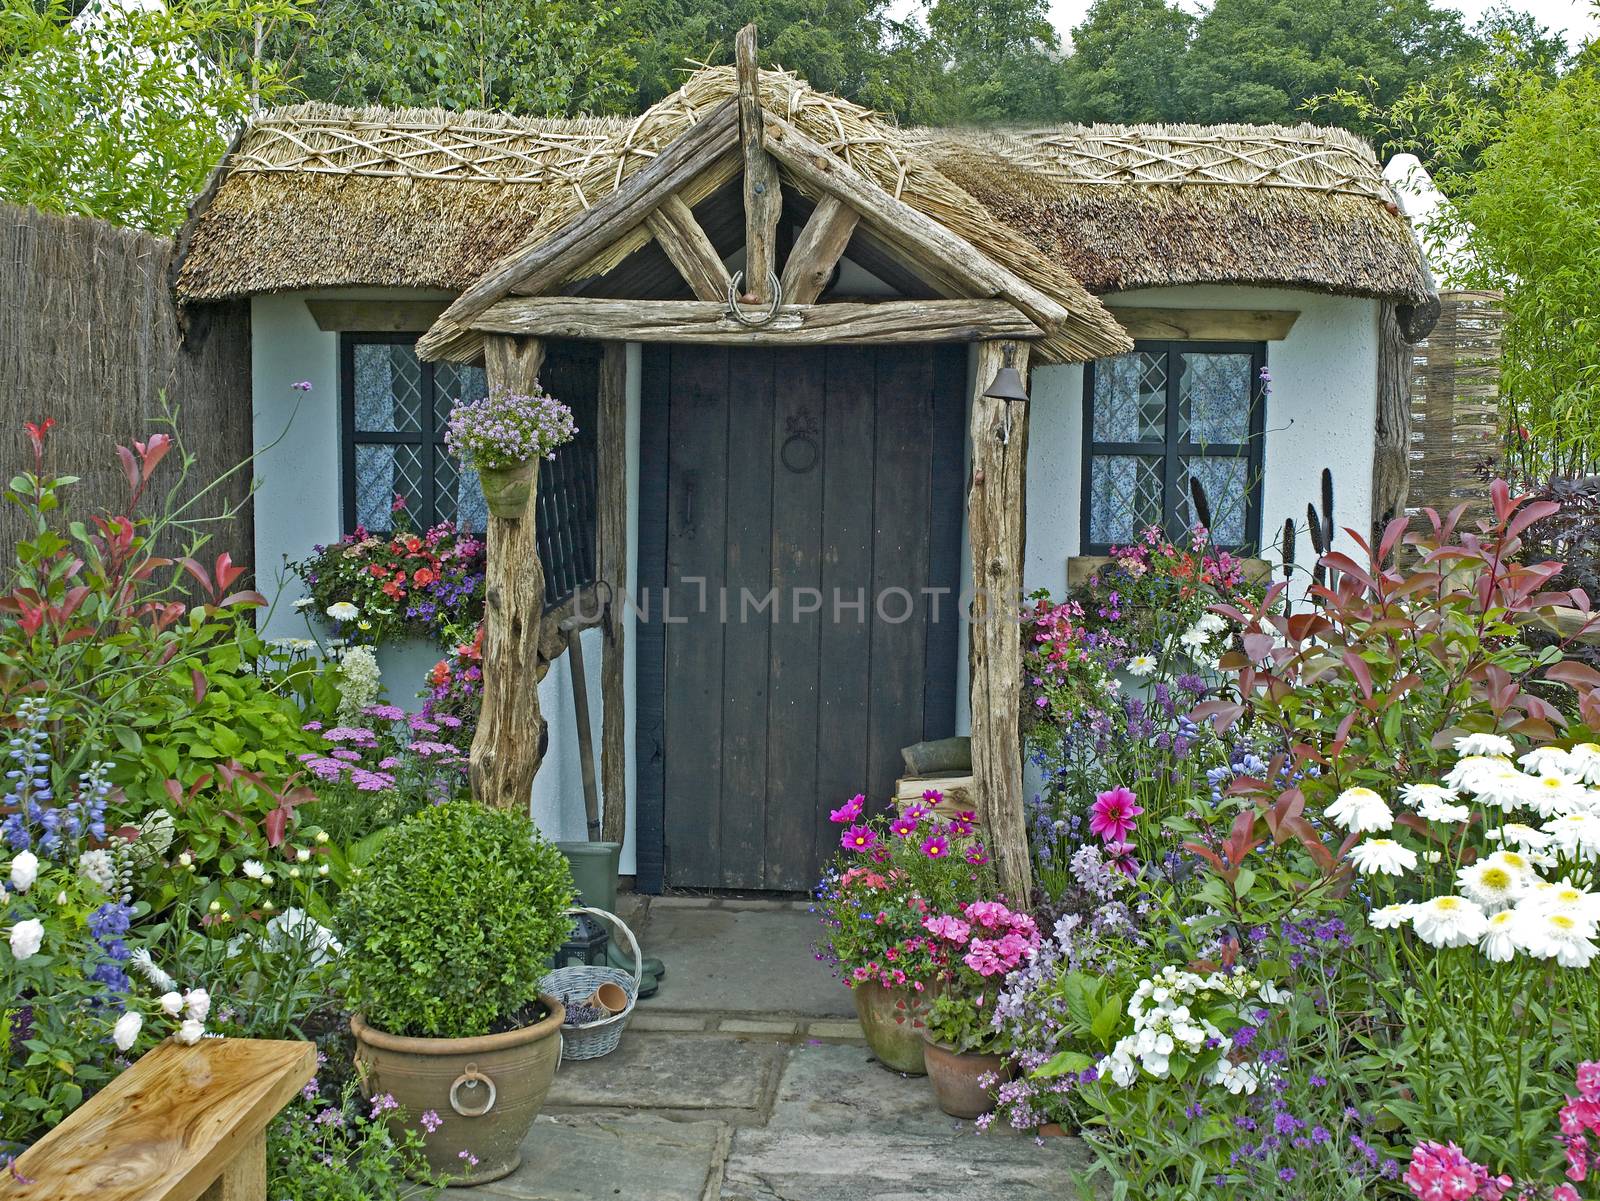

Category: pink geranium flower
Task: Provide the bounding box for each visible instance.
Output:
[1089,786,1143,843]
[828,794,865,824]
[921,834,949,860]
[841,824,877,852]
[923,914,970,943]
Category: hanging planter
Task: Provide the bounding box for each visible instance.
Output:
[444,384,576,521]
[477,460,537,520]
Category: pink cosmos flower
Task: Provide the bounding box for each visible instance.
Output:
[921,834,949,860]
[946,813,975,836]
[1089,786,1143,843]
[828,794,865,824]
[921,789,944,805]
[903,804,930,822]
[841,824,877,852]
[965,846,990,866]
[890,816,918,838]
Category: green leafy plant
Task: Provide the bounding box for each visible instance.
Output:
[336,801,574,1038]
[269,1077,439,1201]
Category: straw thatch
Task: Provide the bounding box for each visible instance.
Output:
[174,68,1432,349]
[914,125,1430,302]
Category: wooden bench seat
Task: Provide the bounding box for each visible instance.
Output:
[0,1038,316,1201]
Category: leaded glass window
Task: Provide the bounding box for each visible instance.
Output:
[1082,341,1265,552]
[341,334,600,608]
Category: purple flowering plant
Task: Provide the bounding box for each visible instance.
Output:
[444,385,576,472]
[268,1076,438,1201]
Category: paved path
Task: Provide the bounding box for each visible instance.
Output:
[483,898,1092,1200]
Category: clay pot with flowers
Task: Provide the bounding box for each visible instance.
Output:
[919,900,1041,1117]
[337,800,575,1184]
[444,384,577,520]
[813,791,996,1075]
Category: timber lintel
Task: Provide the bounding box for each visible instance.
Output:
[1106,306,1301,342]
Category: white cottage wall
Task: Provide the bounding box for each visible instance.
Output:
[1022,286,1381,599]
[248,292,613,866]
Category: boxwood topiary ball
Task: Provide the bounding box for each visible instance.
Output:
[337,799,575,1038]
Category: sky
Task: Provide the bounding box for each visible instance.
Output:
[1045,0,1598,49]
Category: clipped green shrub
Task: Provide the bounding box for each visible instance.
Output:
[337,800,574,1038]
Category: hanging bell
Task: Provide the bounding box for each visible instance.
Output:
[983,364,1030,402]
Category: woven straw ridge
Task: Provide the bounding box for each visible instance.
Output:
[174,66,1431,341]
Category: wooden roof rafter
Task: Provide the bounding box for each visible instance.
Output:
[418,26,1062,363]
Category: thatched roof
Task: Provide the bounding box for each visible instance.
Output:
[174,68,1432,351]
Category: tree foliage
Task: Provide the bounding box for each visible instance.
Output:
[0,0,312,233]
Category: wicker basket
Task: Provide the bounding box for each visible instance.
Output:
[539,906,642,1061]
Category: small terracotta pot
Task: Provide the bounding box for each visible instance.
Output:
[852,981,933,1075]
[351,998,564,1185]
[590,982,628,1015]
[1038,1122,1071,1138]
[477,461,536,520]
[920,1035,1008,1118]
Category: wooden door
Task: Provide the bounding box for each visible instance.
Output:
[637,344,966,891]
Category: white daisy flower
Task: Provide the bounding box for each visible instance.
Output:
[1456,860,1524,910]
[1479,909,1521,962]
[1470,765,1534,812]
[1544,812,1600,860]
[1421,849,1444,865]
[1454,733,1516,759]
[1567,742,1600,785]
[1484,823,1553,851]
[1196,612,1227,635]
[1368,903,1415,930]
[293,597,317,612]
[1126,654,1157,678]
[1523,772,1587,819]
[325,601,360,622]
[1520,880,1600,923]
[1512,908,1598,968]
[1520,746,1578,778]
[1179,627,1210,654]
[1326,787,1393,834]
[1416,794,1471,824]
[1410,895,1489,948]
[1348,838,1417,877]
[1442,755,1510,794]
[1400,783,1460,809]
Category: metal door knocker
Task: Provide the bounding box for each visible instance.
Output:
[781,410,819,474]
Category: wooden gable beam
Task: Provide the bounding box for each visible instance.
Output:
[419,99,739,361]
[780,195,860,304]
[644,194,733,302]
[468,297,1040,345]
[736,25,781,304]
[761,114,1073,339]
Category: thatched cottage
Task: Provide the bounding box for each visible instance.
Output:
[173,54,1435,895]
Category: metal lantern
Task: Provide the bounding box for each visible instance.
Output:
[554,909,610,969]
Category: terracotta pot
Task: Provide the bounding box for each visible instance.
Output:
[852,981,933,1075]
[477,461,536,520]
[920,1035,1008,1119]
[1038,1122,1071,1137]
[351,998,565,1185]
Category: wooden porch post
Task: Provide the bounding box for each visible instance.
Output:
[967,339,1033,904]
[470,335,548,809]
[597,340,629,844]
[736,24,781,304]
[1371,300,1411,549]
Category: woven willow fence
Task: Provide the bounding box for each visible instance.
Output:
[1407,289,1507,520]
[0,204,253,572]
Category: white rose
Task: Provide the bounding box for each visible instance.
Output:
[241,860,265,880]
[175,1019,205,1045]
[159,991,184,1016]
[112,1011,143,1052]
[9,918,44,961]
[184,988,212,1022]
[295,848,311,863]
[9,850,38,893]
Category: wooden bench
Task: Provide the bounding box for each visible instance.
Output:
[0,1038,316,1201]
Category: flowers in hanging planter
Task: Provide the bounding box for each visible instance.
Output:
[444,385,576,472]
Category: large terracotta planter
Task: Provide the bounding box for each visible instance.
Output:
[351,998,564,1185]
[852,982,933,1075]
[921,1035,1007,1118]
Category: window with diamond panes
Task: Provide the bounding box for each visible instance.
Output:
[1081,340,1265,553]
[341,335,600,608]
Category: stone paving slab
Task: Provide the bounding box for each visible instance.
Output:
[719,1127,1093,1201]
[631,903,851,1019]
[547,1032,786,1115]
[481,1113,729,1201]
[765,1041,950,1132]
